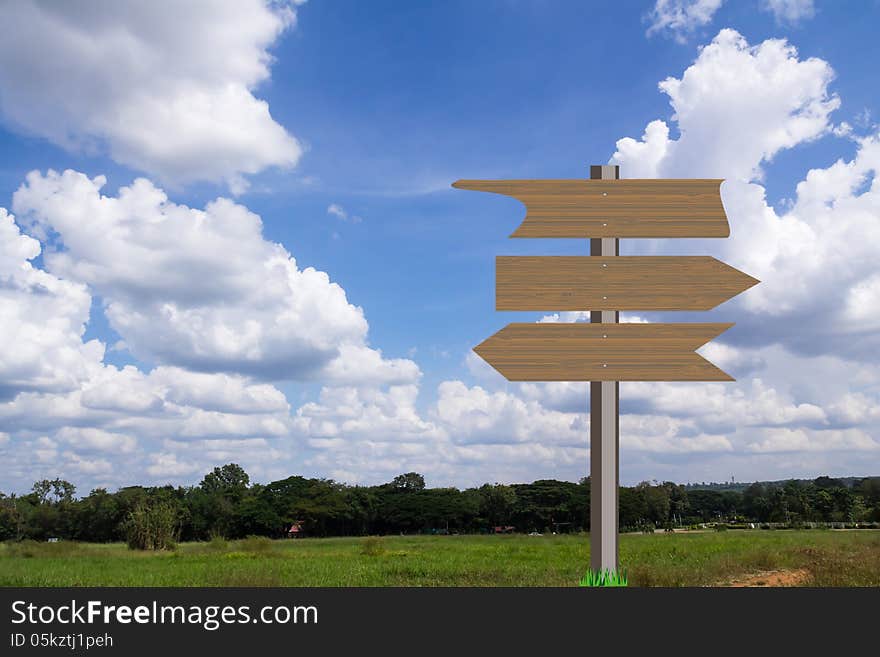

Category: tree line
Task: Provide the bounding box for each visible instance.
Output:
[1,465,879,544]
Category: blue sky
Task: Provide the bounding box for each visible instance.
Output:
[1,0,879,494]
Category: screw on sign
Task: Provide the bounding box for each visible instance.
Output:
[453,165,759,580]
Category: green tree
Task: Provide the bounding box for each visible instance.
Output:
[478,484,518,527]
[200,463,250,499]
[73,488,122,542]
[0,494,20,541]
[642,483,671,525]
[391,472,426,492]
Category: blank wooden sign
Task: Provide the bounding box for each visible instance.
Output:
[452,179,729,238]
[496,256,759,311]
[473,323,734,381]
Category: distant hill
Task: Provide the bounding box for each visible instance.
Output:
[683,475,879,492]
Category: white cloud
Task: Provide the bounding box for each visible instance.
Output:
[761,0,815,24]
[517,381,588,414]
[645,0,724,43]
[722,135,880,358]
[696,341,766,377]
[537,312,650,324]
[151,368,289,415]
[0,1,302,192]
[464,350,505,384]
[295,384,443,444]
[0,363,295,441]
[80,366,167,415]
[327,204,362,223]
[614,29,839,181]
[0,164,427,492]
[62,451,113,476]
[537,311,590,323]
[826,393,880,427]
[610,29,880,364]
[12,170,418,385]
[34,437,58,463]
[319,345,421,387]
[146,452,202,478]
[56,427,137,454]
[623,378,827,429]
[747,427,878,453]
[0,208,103,400]
[432,381,586,447]
[621,414,733,453]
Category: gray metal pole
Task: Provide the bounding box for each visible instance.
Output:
[589,163,620,572]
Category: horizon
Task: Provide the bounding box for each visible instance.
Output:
[5,463,880,498]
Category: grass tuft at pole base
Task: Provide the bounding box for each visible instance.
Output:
[579,568,628,587]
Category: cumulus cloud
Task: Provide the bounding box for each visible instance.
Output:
[746,427,878,453]
[0,164,425,492]
[0,201,307,489]
[292,380,591,487]
[622,379,827,430]
[12,170,418,385]
[537,312,650,324]
[146,452,201,478]
[432,381,586,447]
[62,452,113,476]
[56,427,137,454]
[0,208,103,401]
[294,384,443,445]
[645,0,724,43]
[0,1,302,192]
[621,414,733,453]
[0,361,295,441]
[726,136,880,357]
[517,381,588,414]
[614,29,839,181]
[609,30,880,363]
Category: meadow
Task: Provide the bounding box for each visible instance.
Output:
[1,530,878,587]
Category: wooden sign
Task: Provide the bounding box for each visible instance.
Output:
[455,165,759,575]
[473,323,734,381]
[496,256,759,311]
[452,179,728,238]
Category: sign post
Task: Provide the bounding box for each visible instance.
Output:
[589,164,619,573]
[454,166,758,579]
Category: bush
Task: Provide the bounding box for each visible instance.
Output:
[360,536,385,556]
[5,540,83,559]
[205,534,229,552]
[714,523,728,532]
[123,502,179,551]
[237,536,273,554]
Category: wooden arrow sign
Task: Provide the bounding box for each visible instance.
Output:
[474,322,734,381]
[496,256,759,311]
[452,179,728,238]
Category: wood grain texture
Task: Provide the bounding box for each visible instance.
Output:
[496,256,759,311]
[452,179,729,238]
[473,322,734,381]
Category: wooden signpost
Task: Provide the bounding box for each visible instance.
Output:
[454,164,758,576]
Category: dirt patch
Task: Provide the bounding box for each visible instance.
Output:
[723,568,811,587]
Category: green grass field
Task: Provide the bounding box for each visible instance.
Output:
[1,530,878,587]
